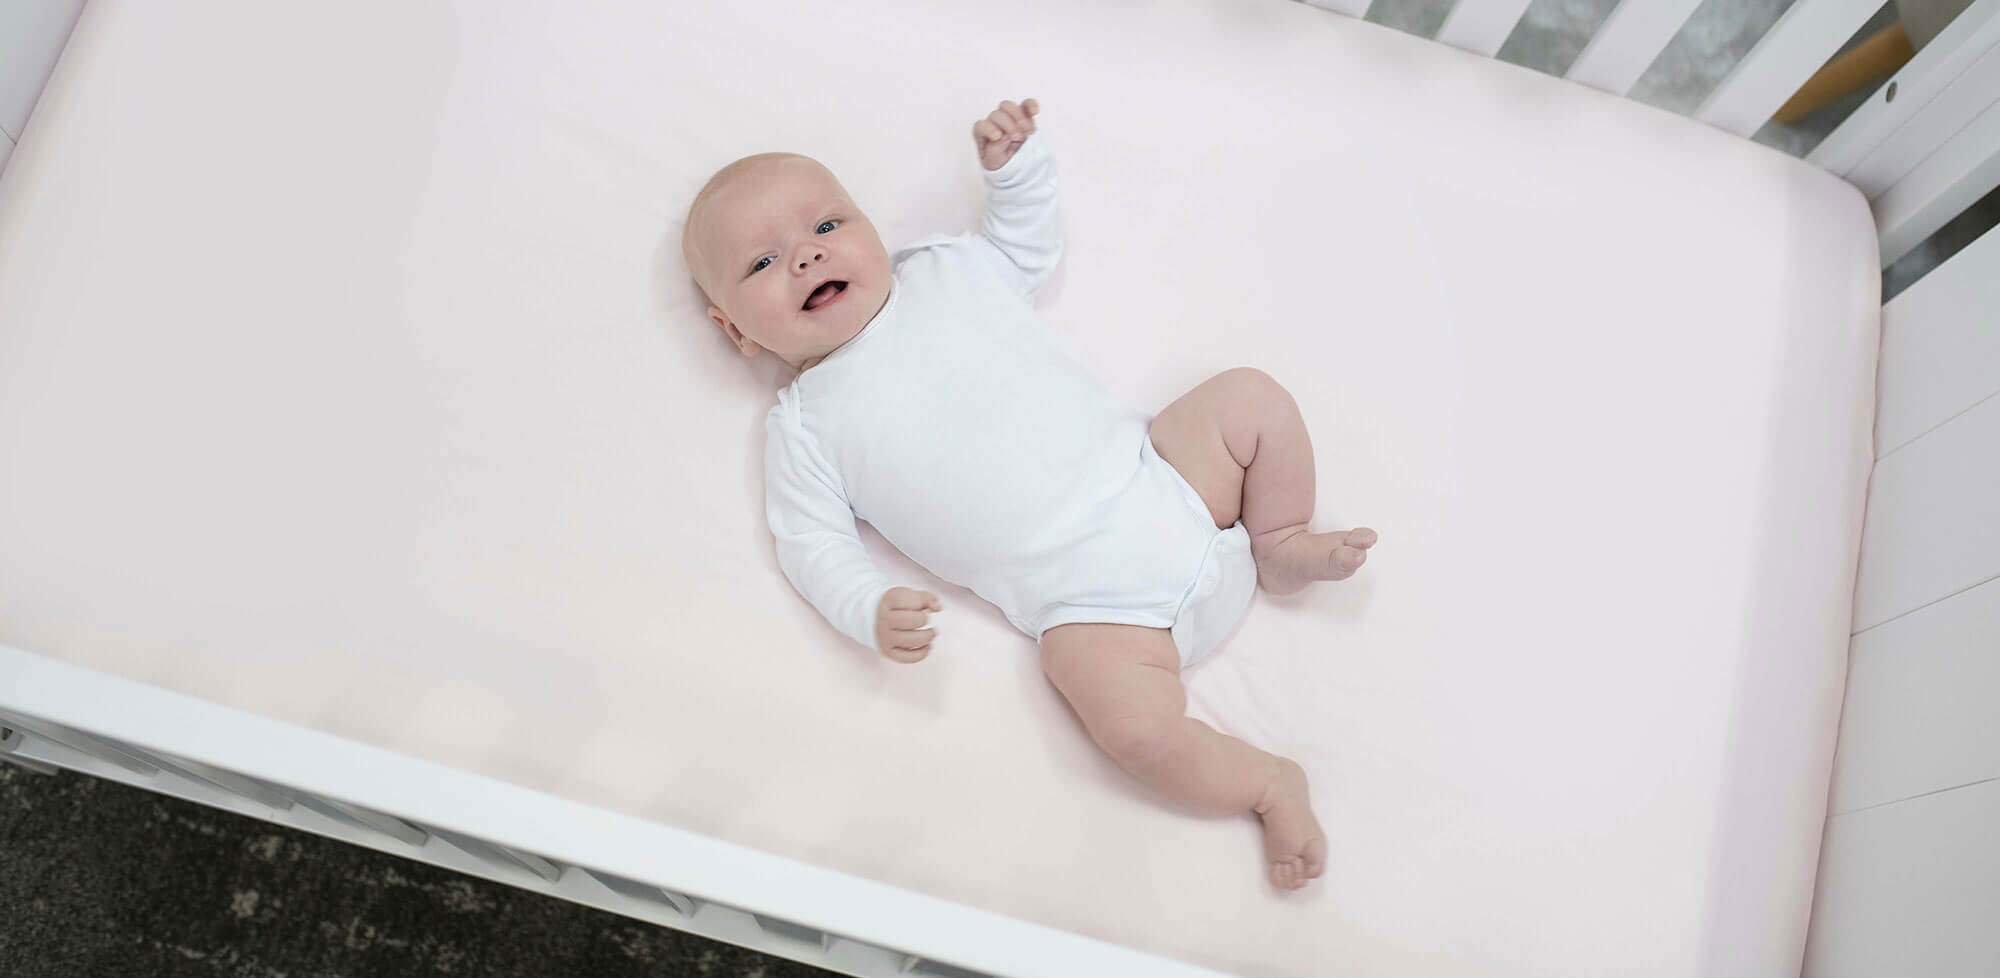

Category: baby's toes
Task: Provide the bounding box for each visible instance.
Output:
[1302,835,1327,879]
[1344,527,1378,550]
[1270,857,1296,890]
[1330,546,1367,577]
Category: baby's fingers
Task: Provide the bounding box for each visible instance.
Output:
[988,107,1024,141]
[890,627,937,651]
[883,586,937,611]
[973,118,1005,145]
[881,607,930,631]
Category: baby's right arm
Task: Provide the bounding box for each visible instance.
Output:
[765,408,939,660]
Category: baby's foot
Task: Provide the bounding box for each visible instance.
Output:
[1255,526,1378,596]
[1254,757,1326,890]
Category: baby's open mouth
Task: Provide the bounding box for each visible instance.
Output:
[803,280,848,311]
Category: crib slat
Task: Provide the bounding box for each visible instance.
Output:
[823,935,915,974]
[292,792,432,847]
[1695,0,1882,137]
[1873,94,2000,266]
[143,751,297,811]
[0,712,159,776]
[1565,0,1704,95]
[430,825,564,882]
[0,725,58,775]
[1808,0,2000,181]
[579,868,699,917]
[1433,0,1535,56]
[1301,0,1371,17]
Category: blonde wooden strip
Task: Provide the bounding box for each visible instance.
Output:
[1434,0,1535,56]
[1773,23,1912,124]
[1566,0,1704,95]
[1696,0,1882,137]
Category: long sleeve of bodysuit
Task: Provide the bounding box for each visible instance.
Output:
[971,133,1062,301]
[763,396,893,651]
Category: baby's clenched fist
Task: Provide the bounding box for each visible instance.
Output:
[876,586,940,662]
[973,98,1039,171]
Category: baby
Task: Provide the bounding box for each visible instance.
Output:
[681,99,1377,891]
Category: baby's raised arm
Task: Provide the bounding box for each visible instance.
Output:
[969,99,1062,301]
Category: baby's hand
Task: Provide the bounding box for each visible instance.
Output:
[875,586,941,663]
[973,98,1039,171]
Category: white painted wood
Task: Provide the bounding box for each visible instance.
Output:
[0,710,160,776]
[1849,42,2000,196]
[824,936,912,975]
[1695,0,1883,137]
[1830,577,2000,814]
[0,643,1225,978]
[0,0,85,140]
[1808,0,2000,184]
[1851,393,2000,632]
[0,130,13,174]
[0,724,53,774]
[1302,0,1372,17]
[147,750,299,811]
[1434,0,1536,56]
[1802,778,2000,977]
[291,791,434,847]
[582,868,701,918]
[429,824,565,883]
[1875,223,2000,456]
[1565,0,1705,95]
[1874,89,2000,266]
[0,751,57,775]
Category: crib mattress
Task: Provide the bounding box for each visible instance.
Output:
[0,1,1879,976]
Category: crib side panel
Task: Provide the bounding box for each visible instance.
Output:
[1805,221,2000,977]
[0,0,84,146]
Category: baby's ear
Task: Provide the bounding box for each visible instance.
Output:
[710,306,759,357]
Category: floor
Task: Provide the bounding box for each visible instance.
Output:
[5,3,1997,977]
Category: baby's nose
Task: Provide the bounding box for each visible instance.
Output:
[796,246,825,271]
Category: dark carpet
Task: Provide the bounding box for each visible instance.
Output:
[0,762,838,978]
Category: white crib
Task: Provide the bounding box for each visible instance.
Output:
[1,1,1995,976]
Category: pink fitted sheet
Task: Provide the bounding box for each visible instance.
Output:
[0,1,1878,975]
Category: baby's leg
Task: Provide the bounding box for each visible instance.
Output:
[1149,367,1376,595]
[1041,621,1325,889]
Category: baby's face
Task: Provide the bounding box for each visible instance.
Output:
[686,157,891,371]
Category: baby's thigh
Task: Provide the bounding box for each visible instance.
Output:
[1040,622,1186,731]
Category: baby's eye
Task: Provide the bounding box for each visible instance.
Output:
[751,256,773,273]
[816,219,840,234]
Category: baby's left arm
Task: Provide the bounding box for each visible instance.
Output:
[970,99,1061,301]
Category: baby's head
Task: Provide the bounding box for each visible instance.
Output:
[682,153,892,372]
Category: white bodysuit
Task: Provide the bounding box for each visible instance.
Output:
[763,133,1256,667]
